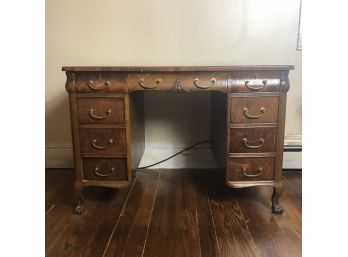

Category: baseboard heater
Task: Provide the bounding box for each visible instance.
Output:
[283,145,302,170]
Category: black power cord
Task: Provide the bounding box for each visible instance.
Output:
[137,140,211,169]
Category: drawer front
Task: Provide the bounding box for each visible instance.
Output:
[177,72,228,92]
[66,72,124,93]
[228,157,275,181]
[230,71,281,93]
[230,127,277,153]
[82,157,127,181]
[77,97,125,124]
[230,96,278,124]
[127,73,176,91]
[79,128,127,154]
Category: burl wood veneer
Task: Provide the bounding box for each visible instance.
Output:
[63,65,293,215]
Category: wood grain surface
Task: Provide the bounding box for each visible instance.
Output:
[62,65,294,72]
[46,169,301,257]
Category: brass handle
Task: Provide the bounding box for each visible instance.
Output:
[139,78,161,89]
[245,80,267,90]
[89,109,112,120]
[243,107,265,119]
[87,80,110,91]
[193,77,216,89]
[93,167,115,177]
[91,138,113,149]
[242,138,264,149]
[241,167,263,177]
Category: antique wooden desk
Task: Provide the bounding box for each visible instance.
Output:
[63,65,293,215]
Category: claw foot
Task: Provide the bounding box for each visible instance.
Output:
[74,200,85,215]
[272,181,284,215]
[272,204,283,214]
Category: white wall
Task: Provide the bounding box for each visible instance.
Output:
[46,0,302,168]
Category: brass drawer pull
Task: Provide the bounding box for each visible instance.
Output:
[87,80,110,91]
[91,138,113,149]
[245,80,267,90]
[93,167,115,177]
[243,107,265,119]
[193,77,216,89]
[89,109,112,120]
[139,78,161,89]
[242,167,263,177]
[242,137,264,149]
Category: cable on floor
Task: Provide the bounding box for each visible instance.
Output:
[137,140,211,169]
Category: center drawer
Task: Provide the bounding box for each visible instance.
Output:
[79,128,127,154]
[127,72,176,91]
[77,97,125,124]
[177,72,228,91]
[230,127,277,153]
[82,157,127,181]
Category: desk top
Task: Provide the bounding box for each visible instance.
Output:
[62,65,294,72]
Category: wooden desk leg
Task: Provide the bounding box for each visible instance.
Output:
[272,181,284,214]
[272,87,288,215]
[74,182,85,215]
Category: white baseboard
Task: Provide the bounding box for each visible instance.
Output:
[283,151,302,169]
[45,144,74,168]
[283,134,302,169]
[45,134,302,169]
[284,134,302,147]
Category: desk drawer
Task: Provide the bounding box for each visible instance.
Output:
[66,72,124,93]
[128,73,176,91]
[230,71,281,93]
[228,157,275,181]
[230,127,277,153]
[82,157,127,181]
[79,128,127,154]
[77,97,125,124]
[177,72,227,92]
[230,96,278,124]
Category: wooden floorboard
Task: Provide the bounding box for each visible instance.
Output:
[45,171,136,257]
[190,172,221,257]
[273,175,302,257]
[103,171,159,257]
[45,170,76,255]
[142,171,202,257]
[237,186,295,257]
[45,169,302,257]
[204,172,261,257]
[45,169,73,214]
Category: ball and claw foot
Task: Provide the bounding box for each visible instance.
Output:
[74,183,85,215]
[272,181,284,215]
[74,200,85,215]
[272,204,284,214]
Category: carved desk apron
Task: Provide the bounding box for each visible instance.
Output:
[63,65,293,215]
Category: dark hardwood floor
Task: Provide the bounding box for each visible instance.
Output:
[45,169,302,257]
